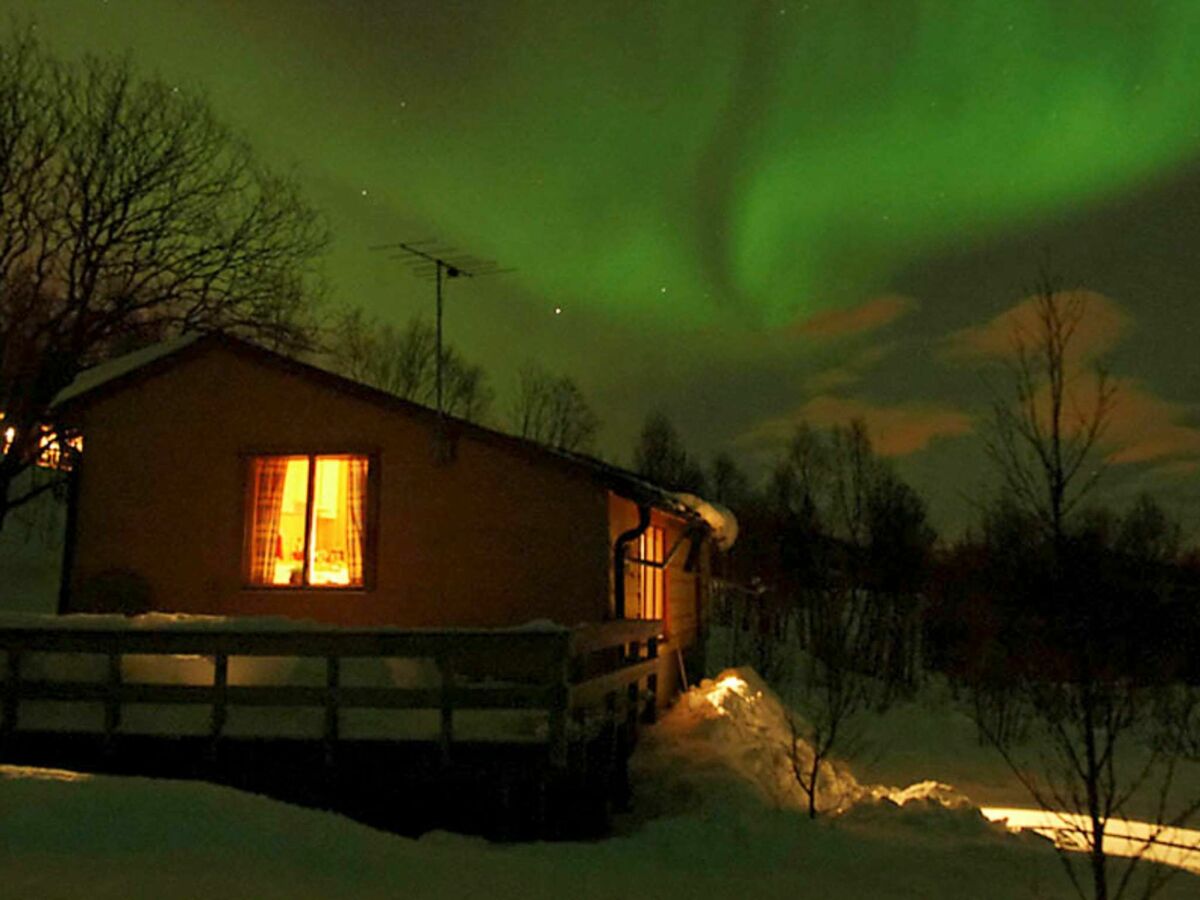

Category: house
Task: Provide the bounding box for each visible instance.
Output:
[51,332,735,699]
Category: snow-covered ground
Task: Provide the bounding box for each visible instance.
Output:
[4,507,1199,897]
[4,668,1199,899]
[0,491,64,615]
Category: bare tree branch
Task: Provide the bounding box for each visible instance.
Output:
[0,25,328,532]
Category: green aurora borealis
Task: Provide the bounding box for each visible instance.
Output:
[9,0,1200,531]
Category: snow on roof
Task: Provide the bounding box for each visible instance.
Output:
[44,333,737,540]
[51,332,204,407]
[673,492,739,551]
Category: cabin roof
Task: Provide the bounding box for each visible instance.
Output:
[52,331,711,527]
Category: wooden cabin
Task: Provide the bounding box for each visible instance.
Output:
[51,333,732,701]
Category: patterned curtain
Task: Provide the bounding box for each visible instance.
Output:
[249,457,289,585]
[345,457,369,586]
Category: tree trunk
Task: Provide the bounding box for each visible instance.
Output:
[1083,688,1108,900]
[808,754,820,819]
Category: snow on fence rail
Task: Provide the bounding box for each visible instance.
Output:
[0,620,665,765]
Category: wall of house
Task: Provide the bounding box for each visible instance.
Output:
[607,493,710,700]
[65,345,613,629]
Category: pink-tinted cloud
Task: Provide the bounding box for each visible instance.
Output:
[976,369,1200,469]
[744,394,973,457]
[803,345,890,393]
[791,295,916,340]
[1105,379,1200,465]
[943,289,1128,364]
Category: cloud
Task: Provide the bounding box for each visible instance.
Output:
[1105,379,1200,465]
[964,366,1200,471]
[791,295,916,339]
[743,394,973,458]
[803,345,890,393]
[943,289,1127,364]
[940,289,1200,471]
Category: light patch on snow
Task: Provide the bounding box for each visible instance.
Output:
[700,672,760,714]
[884,780,974,809]
[982,807,1200,876]
[673,492,738,550]
[0,765,92,782]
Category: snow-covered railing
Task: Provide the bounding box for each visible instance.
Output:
[570,618,665,729]
[0,619,666,769]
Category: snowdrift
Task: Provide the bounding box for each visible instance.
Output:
[629,667,980,826]
[5,668,1200,898]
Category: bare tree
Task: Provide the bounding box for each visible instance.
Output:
[786,583,878,819]
[508,362,599,452]
[0,28,327,534]
[828,419,878,548]
[973,271,1200,900]
[328,307,492,423]
[983,269,1117,547]
[766,419,929,815]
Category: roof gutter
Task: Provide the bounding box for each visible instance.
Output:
[613,503,652,620]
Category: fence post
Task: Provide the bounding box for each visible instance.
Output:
[547,634,570,770]
[438,654,455,768]
[209,653,228,764]
[103,648,122,753]
[625,639,640,743]
[644,636,658,724]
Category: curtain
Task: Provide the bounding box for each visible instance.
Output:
[345,457,369,586]
[639,527,665,619]
[249,457,289,584]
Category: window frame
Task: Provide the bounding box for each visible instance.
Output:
[240,450,379,592]
[637,524,667,622]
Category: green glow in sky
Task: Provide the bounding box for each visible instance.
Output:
[20,1,1200,329]
[11,1,1200,532]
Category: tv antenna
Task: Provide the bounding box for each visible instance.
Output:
[368,240,509,418]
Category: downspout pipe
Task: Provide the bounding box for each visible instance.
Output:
[613,503,652,620]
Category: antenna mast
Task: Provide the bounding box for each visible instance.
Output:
[368,240,508,418]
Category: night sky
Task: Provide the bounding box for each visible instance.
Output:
[13,1,1200,535]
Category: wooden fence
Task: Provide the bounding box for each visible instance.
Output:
[0,619,665,769]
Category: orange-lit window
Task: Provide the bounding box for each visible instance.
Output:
[0,414,83,471]
[35,430,83,470]
[638,525,666,620]
[245,454,370,589]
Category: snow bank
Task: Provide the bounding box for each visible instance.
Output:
[4,669,1199,898]
[673,492,738,551]
[3,760,1169,900]
[629,667,977,823]
[629,668,865,818]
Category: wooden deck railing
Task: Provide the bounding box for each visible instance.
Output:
[0,619,666,768]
